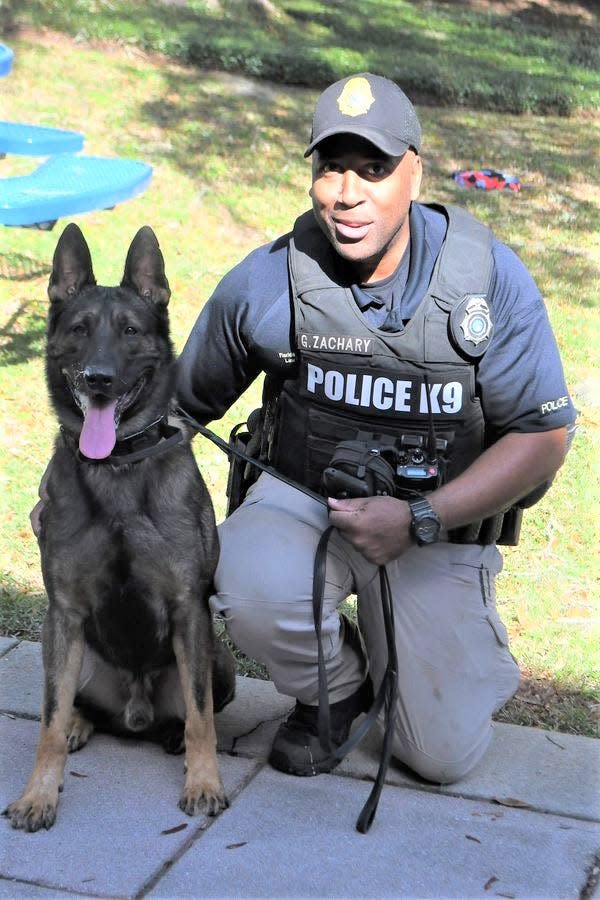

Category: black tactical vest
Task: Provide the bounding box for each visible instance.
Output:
[264,204,522,544]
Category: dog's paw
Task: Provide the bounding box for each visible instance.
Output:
[66,709,94,753]
[178,779,229,818]
[160,723,185,755]
[3,795,57,832]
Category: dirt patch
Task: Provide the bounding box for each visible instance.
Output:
[14,25,187,70]
[459,0,596,26]
[494,667,599,737]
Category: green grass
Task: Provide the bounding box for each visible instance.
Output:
[0,21,598,736]
[2,0,599,115]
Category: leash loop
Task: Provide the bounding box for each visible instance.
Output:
[183,408,398,832]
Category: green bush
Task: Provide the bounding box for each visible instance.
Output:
[4,0,598,115]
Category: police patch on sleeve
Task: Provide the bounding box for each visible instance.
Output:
[449,294,493,358]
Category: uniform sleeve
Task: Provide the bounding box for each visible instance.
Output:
[177,256,263,424]
[477,241,577,435]
[176,239,291,425]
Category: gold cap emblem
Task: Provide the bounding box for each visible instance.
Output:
[337,77,375,117]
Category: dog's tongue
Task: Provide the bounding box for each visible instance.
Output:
[79,401,118,459]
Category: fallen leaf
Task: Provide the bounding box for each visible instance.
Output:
[161,823,188,835]
[226,842,248,850]
[465,834,481,843]
[484,875,498,891]
[493,796,533,809]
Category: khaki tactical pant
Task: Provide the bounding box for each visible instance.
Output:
[211,473,520,784]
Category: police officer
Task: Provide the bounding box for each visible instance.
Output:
[178,74,576,784]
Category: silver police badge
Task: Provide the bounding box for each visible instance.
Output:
[459,296,492,346]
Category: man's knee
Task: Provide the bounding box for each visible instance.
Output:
[391,723,492,784]
[210,591,273,658]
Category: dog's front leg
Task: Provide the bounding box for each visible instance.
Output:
[4,611,85,831]
[173,624,227,818]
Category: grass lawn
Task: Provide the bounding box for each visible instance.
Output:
[0,9,598,736]
[3,0,599,114]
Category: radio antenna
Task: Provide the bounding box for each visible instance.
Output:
[423,373,438,464]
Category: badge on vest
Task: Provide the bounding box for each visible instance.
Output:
[450,295,493,358]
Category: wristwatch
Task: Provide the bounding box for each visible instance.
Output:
[408,496,442,546]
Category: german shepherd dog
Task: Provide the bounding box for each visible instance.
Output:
[4,224,235,832]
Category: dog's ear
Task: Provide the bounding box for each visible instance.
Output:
[48,223,97,303]
[121,226,171,307]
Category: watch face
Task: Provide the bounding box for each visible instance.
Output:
[410,498,441,546]
[415,517,440,543]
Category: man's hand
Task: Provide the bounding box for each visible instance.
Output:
[326,428,569,567]
[327,495,413,566]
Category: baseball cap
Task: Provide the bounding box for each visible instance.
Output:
[304,73,422,158]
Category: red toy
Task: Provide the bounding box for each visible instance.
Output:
[453,169,521,192]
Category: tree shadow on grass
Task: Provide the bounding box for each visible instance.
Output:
[0,299,46,366]
[0,579,47,642]
[494,672,599,739]
[141,68,310,180]
[8,0,598,113]
[134,58,600,253]
[0,252,50,282]
[138,66,313,236]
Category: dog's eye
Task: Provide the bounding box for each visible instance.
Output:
[123,326,137,336]
[71,323,87,336]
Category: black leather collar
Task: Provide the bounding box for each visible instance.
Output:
[61,415,184,466]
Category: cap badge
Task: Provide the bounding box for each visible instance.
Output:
[459,296,492,346]
[337,77,375,117]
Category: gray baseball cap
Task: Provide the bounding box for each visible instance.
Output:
[304,73,422,158]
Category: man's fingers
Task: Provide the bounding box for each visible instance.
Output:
[327,496,367,514]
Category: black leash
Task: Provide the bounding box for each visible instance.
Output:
[312,526,398,833]
[180,408,398,832]
[183,417,328,509]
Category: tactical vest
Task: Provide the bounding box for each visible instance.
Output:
[265,204,522,544]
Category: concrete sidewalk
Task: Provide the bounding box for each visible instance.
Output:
[1,637,598,899]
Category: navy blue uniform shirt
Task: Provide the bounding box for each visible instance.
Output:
[178,203,576,435]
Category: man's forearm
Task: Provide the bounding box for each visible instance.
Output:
[428,427,569,530]
[328,426,569,565]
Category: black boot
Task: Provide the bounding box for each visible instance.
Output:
[268,678,373,777]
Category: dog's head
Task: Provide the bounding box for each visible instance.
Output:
[46,224,175,460]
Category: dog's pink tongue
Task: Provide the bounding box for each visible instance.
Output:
[79,401,118,459]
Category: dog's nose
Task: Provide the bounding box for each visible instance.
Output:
[84,367,114,391]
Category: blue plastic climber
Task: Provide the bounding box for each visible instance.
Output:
[0,121,84,157]
[0,44,152,229]
[1,156,153,228]
[0,43,14,77]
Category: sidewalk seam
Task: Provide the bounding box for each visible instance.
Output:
[135,758,267,899]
